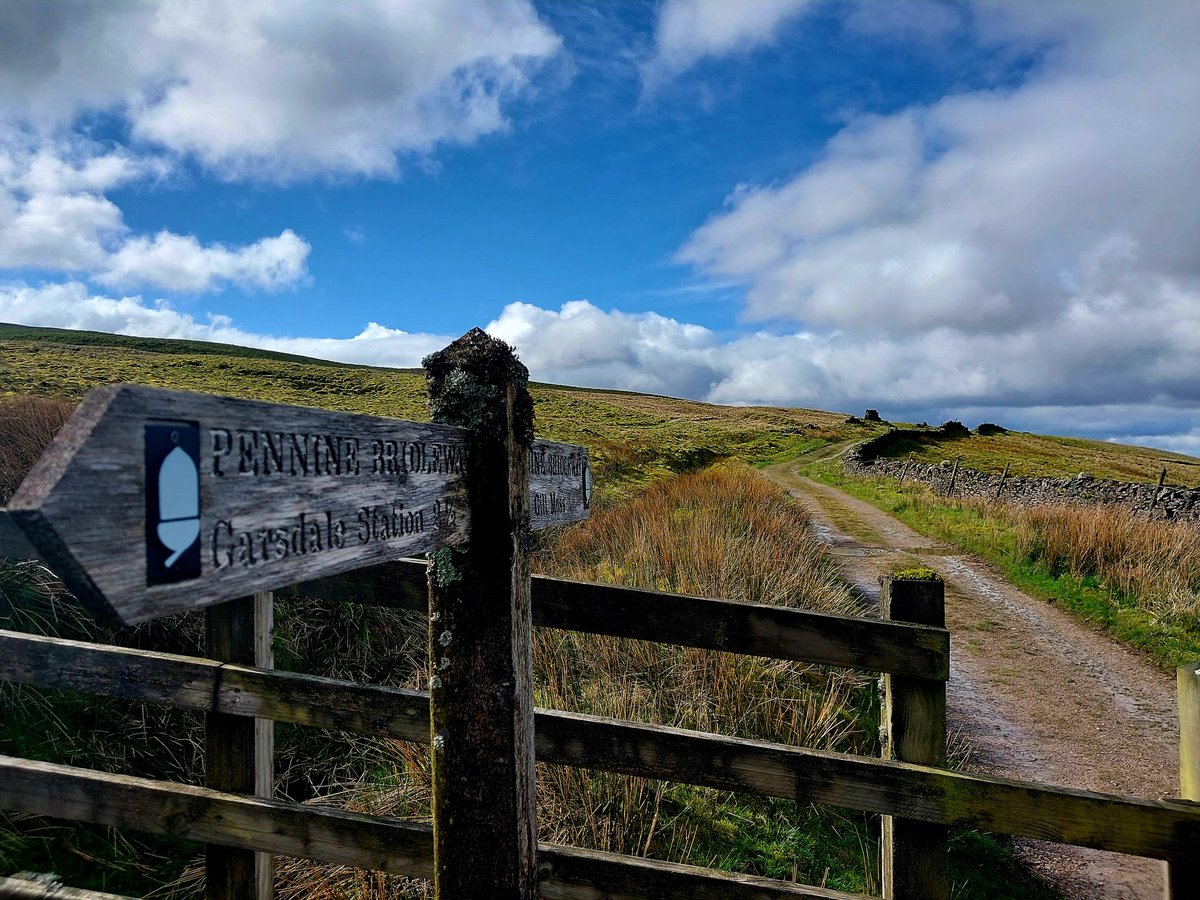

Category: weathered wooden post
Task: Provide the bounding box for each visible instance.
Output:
[423,329,538,899]
[898,453,913,487]
[993,461,1010,502]
[204,590,274,899]
[880,572,949,900]
[945,457,961,497]
[1167,662,1200,898]
[1149,467,1168,514]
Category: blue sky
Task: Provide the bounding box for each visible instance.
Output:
[2,1,1199,456]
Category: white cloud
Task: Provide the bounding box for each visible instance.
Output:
[0,1,559,293]
[4,286,1200,453]
[0,281,449,364]
[488,300,722,397]
[0,137,310,292]
[97,229,310,293]
[0,0,561,180]
[643,0,814,91]
[675,2,1200,417]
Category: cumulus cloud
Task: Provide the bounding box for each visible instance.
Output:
[0,0,560,179]
[0,138,310,292]
[97,229,310,293]
[0,1,559,294]
[488,300,723,397]
[643,0,815,91]
[675,2,1200,431]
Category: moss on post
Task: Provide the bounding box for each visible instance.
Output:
[422,328,537,900]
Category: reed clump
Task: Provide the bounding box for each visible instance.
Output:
[275,463,878,895]
[1001,502,1200,628]
[528,462,875,887]
[0,395,75,503]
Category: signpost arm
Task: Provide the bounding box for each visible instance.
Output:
[423,329,538,900]
[205,592,274,900]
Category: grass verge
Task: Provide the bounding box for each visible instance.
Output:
[804,459,1200,669]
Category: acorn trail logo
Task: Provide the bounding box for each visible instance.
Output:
[145,422,201,584]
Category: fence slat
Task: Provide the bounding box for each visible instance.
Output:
[0,876,134,899]
[0,756,860,900]
[1167,662,1200,899]
[880,575,949,900]
[3,630,1198,860]
[286,560,951,680]
[204,594,273,900]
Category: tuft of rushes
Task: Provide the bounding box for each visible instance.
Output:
[275,463,880,896]
[0,396,74,503]
[1005,503,1200,628]
[529,462,877,890]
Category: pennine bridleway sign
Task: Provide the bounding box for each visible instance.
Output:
[5,384,590,624]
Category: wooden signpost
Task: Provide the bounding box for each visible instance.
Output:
[5,381,589,625]
[3,329,589,900]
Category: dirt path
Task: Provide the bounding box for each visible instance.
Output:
[764,459,1178,899]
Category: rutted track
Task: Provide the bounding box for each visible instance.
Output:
[764,460,1177,899]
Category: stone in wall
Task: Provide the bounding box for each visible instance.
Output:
[842,445,1200,522]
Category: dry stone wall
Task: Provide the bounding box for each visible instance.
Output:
[843,445,1200,522]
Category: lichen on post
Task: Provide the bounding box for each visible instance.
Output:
[422,328,537,900]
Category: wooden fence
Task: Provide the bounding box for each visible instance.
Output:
[2,561,1199,898]
[1,329,1199,899]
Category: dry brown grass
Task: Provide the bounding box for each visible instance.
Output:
[0,395,75,503]
[1001,503,1200,626]
[274,463,877,895]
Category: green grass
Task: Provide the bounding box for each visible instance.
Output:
[16,324,1198,895]
[0,324,869,502]
[862,424,1200,485]
[804,459,1200,669]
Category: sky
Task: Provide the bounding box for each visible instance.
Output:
[1,1,1198,455]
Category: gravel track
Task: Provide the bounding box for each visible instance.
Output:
[763,461,1177,898]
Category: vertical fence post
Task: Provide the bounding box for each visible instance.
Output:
[1149,467,1167,514]
[424,329,538,899]
[993,461,1010,502]
[1167,662,1200,898]
[946,457,961,497]
[881,573,949,900]
[204,591,274,900]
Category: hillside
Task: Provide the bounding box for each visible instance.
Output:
[862,421,1200,486]
[3,323,1197,491]
[0,323,866,499]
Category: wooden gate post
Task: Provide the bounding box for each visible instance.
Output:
[424,329,538,899]
[881,573,949,900]
[1166,662,1200,898]
[204,591,274,899]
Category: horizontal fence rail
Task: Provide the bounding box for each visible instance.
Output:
[0,536,950,681]
[284,560,951,680]
[0,876,134,899]
[0,755,863,900]
[3,629,1197,861]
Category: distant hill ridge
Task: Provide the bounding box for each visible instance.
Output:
[2,322,1196,488]
[0,322,378,369]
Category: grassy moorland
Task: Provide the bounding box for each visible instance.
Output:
[0,325,1069,897]
[0,323,864,503]
[865,421,1200,485]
